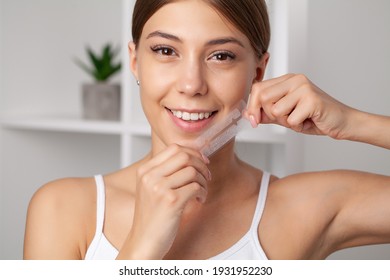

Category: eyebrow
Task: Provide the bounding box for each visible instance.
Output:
[205,37,245,48]
[146,31,181,42]
[146,30,245,48]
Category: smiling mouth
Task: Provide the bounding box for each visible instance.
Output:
[169,109,217,121]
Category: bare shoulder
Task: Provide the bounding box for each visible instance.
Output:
[24,177,96,259]
[31,177,95,205]
[261,170,389,259]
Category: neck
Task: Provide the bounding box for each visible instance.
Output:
[204,140,244,196]
[209,140,236,169]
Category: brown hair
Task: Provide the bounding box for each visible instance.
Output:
[132,0,270,58]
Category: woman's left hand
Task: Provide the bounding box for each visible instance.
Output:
[246,74,353,139]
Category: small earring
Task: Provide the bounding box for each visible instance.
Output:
[136,80,140,86]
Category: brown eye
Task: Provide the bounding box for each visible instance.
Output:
[210,51,236,61]
[160,47,175,56]
[151,45,177,56]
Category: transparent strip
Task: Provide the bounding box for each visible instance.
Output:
[194,100,250,157]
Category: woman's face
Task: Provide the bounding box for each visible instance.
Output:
[129,0,267,153]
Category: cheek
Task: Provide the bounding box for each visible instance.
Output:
[139,59,171,95]
[138,60,173,109]
[209,65,254,105]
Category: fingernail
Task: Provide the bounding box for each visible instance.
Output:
[201,153,210,164]
[249,115,258,128]
[208,169,212,181]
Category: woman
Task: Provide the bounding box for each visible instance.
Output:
[24,0,390,260]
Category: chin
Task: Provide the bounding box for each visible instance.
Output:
[168,137,198,150]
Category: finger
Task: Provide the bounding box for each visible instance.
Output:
[138,144,182,177]
[247,74,296,125]
[286,97,314,132]
[270,88,299,118]
[137,146,210,199]
[146,150,211,186]
[138,144,208,177]
[262,88,301,127]
[152,167,208,205]
[168,166,208,191]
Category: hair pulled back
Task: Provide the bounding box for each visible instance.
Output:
[132,0,270,57]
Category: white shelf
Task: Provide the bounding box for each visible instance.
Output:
[0,117,150,136]
[1,116,286,144]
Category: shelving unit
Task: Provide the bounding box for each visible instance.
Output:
[1,0,306,176]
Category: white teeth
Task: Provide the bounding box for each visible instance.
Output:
[171,110,213,121]
[190,113,199,121]
[182,112,191,121]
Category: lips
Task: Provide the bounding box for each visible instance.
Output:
[166,107,217,133]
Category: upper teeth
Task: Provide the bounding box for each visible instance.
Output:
[171,110,212,121]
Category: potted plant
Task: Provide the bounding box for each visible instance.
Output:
[74,43,122,121]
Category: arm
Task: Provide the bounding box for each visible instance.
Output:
[246,74,390,149]
[345,109,390,149]
[246,74,390,256]
[266,170,390,259]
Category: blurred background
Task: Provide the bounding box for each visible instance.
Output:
[0,0,389,260]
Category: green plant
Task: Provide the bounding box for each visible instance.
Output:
[74,43,121,82]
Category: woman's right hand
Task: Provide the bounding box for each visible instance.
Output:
[117,144,210,259]
[246,74,390,149]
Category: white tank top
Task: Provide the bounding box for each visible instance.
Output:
[85,172,270,260]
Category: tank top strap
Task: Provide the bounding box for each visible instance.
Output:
[84,175,107,259]
[93,175,106,237]
[250,171,271,231]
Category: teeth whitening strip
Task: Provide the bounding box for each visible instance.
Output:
[195,100,250,157]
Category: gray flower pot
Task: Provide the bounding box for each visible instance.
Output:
[82,83,121,121]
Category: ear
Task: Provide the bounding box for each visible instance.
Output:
[128,42,139,80]
[253,52,270,82]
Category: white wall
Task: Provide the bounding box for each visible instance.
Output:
[0,0,4,260]
[0,0,122,259]
[1,0,122,118]
[304,0,390,259]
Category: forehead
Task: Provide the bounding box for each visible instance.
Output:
[141,0,250,45]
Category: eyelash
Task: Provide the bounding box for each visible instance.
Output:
[150,45,236,62]
[210,51,236,62]
[150,45,177,56]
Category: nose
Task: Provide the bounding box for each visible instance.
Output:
[175,57,207,96]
